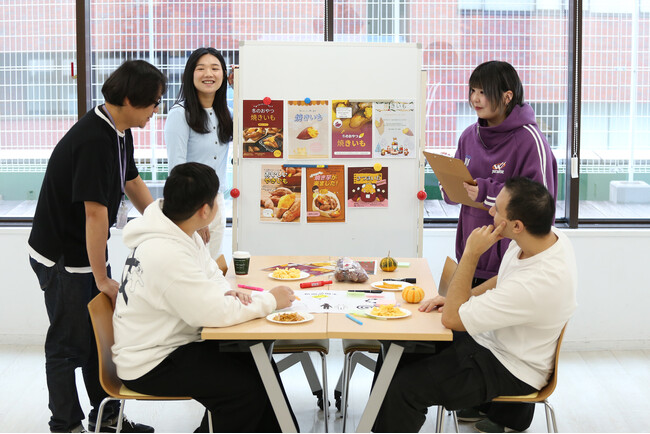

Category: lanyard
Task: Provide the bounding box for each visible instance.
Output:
[102,105,127,193]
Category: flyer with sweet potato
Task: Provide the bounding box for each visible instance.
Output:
[243,99,284,159]
[306,165,345,223]
[331,100,372,159]
[260,165,302,223]
[347,166,388,208]
[287,100,329,159]
[372,100,416,159]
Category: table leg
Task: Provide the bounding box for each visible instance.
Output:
[355,342,405,433]
[249,342,297,433]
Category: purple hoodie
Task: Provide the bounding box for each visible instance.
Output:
[443,103,558,280]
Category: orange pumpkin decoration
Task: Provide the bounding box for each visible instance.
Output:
[401,285,425,304]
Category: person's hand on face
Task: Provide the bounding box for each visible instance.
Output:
[465,222,507,257]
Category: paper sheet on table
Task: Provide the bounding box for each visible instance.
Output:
[278,290,396,314]
[423,151,488,210]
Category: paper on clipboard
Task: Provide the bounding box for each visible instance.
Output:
[423,151,488,211]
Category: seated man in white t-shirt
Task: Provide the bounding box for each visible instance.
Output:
[373,177,577,433]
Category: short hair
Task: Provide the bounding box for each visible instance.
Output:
[102,60,167,108]
[162,162,219,223]
[468,60,524,117]
[504,177,555,236]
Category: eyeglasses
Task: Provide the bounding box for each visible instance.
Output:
[153,99,162,108]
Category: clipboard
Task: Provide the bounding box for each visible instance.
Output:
[423,151,488,211]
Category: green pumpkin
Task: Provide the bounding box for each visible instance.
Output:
[380,251,397,272]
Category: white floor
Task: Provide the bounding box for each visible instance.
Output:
[0,341,649,432]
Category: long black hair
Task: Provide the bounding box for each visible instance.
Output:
[468,60,524,118]
[174,47,233,143]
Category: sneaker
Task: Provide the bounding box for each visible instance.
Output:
[88,415,154,433]
[456,408,487,422]
[475,418,518,433]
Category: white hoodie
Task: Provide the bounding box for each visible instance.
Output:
[112,199,276,380]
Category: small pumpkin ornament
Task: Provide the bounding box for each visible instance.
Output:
[402,285,425,304]
[380,251,397,272]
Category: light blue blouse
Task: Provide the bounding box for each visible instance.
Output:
[165,103,231,193]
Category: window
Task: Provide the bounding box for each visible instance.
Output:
[2,0,649,224]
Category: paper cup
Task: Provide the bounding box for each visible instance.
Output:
[233,251,251,275]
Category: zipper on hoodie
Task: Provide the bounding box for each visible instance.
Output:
[476,124,487,148]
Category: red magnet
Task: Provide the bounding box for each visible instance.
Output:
[263,97,272,105]
[230,188,240,198]
[417,190,427,200]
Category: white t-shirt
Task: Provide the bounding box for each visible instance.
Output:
[459,227,577,389]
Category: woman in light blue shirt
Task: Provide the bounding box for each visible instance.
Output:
[165,47,233,259]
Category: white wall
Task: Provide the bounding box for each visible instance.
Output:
[2,226,648,350]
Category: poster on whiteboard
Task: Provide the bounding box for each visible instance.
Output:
[259,165,302,223]
[287,100,329,159]
[331,100,373,158]
[373,100,416,158]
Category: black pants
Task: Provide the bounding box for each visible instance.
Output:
[372,332,536,433]
[123,340,299,433]
[30,257,120,432]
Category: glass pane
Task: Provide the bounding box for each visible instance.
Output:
[334,0,568,221]
[88,0,324,219]
[0,0,77,218]
[579,5,650,219]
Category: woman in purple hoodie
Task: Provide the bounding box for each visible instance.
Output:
[445,60,558,286]
[441,61,558,432]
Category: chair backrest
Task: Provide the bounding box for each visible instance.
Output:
[536,323,567,400]
[437,256,457,297]
[216,254,228,276]
[87,293,123,398]
[494,323,567,403]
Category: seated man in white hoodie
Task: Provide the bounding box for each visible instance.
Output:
[112,162,297,433]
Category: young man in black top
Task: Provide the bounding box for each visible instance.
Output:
[28,60,166,433]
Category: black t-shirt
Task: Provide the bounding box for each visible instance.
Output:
[28,106,139,267]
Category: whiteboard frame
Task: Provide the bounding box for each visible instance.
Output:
[231,41,425,258]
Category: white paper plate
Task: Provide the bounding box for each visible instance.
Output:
[366,307,412,319]
[370,280,410,291]
[268,270,310,281]
[266,311,314,324]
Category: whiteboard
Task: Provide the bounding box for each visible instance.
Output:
[232,41,424,257]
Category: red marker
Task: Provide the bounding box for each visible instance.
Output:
[300,280,332,289]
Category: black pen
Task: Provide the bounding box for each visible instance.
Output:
[384,278,417,284]
[348,289,383,293]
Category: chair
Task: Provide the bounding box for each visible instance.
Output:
[87,293,213,433]
[217,254,330,429]
[273,339,330,432]
[337,339,381,432]
[338,256,458,431]
[216,254,228,276]
[437,324,568,433]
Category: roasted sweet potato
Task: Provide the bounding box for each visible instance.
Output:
[280,199,300,222]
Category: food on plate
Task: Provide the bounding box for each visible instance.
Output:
[280,199,300,222]
[273,312,305,322]
[312,187,341,218]
[334,257,368,283]
[402,285,425,303]
[375,282,402,290]
[380,252,397,272]
[271,267,302,279]
[297,126,319,140]
[370,304,405,317]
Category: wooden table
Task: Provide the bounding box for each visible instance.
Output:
[201,256,452,433]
